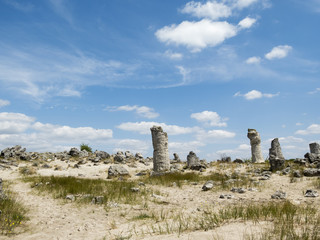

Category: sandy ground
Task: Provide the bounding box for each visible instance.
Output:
[1,160,319,240]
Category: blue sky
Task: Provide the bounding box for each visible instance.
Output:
[0,0,319,160]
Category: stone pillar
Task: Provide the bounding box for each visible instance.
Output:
[173,153,181,162]
[310,143,320,155]
[269,138,285,171]
[187,151,200,167]
[247,129,264,163]
[150,126,170,173]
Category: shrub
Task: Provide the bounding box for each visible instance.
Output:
[80,143,92,153]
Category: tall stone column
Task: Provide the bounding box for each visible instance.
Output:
[150,126,170,173]
[310,143,320,155]
[269,138,285,171]
[247,129,264,163]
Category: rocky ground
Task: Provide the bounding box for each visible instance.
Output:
[1,146,320,240]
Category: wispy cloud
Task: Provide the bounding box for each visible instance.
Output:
[0,99,10,108]
[164,50,183,60]
[295,124,320,135]
[308,88,320,94]
[106,105,159,119]
[48,0,73,25]
[265,45,292,60]
[234,90,279,100]
[117,121,199,135]
[3,0,34,12]
[246,56,261,64]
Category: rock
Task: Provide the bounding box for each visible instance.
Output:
[187,151,200,168]
[305,189,319,198]
[293,170,302,178]
[42,163,51,168]
[107,165,130,179]
[150,126,170,173]
[304,153,320,163]
[135,152,144,160]
[310,143,320,155]
[202,180,214,191]
[92,196,104,204]
[231,187,246,193]
[172,153,181,163]
[234,159,244,163]
[1,145,26,159]
[79,150,89,158]
[69,148,80,157]
[125,151,133,159]
[269,138,285,171]
[130,187,140,192]
[114,151,126,163]
[90,157,100,163]
[190,163,206,171]
[282,167,291,175]
[66,194,75,201]
[294,158,306,165]
[303,168,320,177]
[95,151,110,159]
[247,129,264,163]
[271,190,286,199]
[219,194,233,199]
[221,156,232,163]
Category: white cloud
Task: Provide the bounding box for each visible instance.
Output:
[112,139,150,155]
[295,124,320,135]
[265,45,292,60]
[216,143,251,158]
[238,17,257,29]
[233,0,259,9]
[169,141,205,158]
[155,19,237,52]
[196,129,236,140]
[164,50,183,60]
[296,123,303,126]
[0,112,35,134]
[246,56,261,64]
[57,87,81,97]
[0,99,10,108]
[107,105,159,119]
[308,88,320,94]
[234,90,279,100]
[180,1,232,20]
[191,110,228,127]
[117,121,198,135]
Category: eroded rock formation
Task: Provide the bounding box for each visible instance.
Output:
[150,126,170,173]
[247,129,264,163]
[269,138,285,171]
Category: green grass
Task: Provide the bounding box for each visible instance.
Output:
[0,182,28,235]
[144,172,201,187]
[24,176,148,205]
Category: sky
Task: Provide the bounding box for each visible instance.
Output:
[0,0,319,161]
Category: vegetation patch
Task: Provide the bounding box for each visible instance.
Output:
[24,176,148,205]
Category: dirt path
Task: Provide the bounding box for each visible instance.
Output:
[1,178,111,240]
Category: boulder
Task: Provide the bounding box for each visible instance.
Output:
[303,168,320,177]
[271,190,286,199]
[202,180,214,191]
[305,189,319,198]
[69,147,80,157]
[187,151,200,168]
[114,151,126,163]
[107,165,130,179]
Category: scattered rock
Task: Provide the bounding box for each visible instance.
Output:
[305,189,319,198]
[66,194,75,201]
[231,187,246,193]
[271,190,286,199]
[69,147,80,157]
[219,194,233,199]
[130,187,140,192]
[303,168,320,177]
[234,159,244,164]
[293,170,302,178]
[92,196,104,204]
[114,151,126,163]
[202,180,214,191]
[95,151,110,159]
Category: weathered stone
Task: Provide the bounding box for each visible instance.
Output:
[107,165,130,179]
[79,150,89,158]
[271,190,286,199]
[234,159,244,163]
[310,143,320,155]
[202,180,214,191]
[294,158,306,165]
[135,152,144,159]
[172,153,181,163]
[303,168,320,177]
[125,151,134,158]
[187,151,200,168]
[219,194,233,199]
[282,167,290,175]
[114,151,126,163]
[269,138,285,171]
[150,126,170,173]
[305,189,319,198]
[1,145,26,159]
[92,196,104,204]
[231,187,246,193]
[293,170,302,178]
[247,129,264,163]
[69,147,80,157]
[95,151,110,159]
[66,194,75,201]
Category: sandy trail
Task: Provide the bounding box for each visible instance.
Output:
[1,178,110,240]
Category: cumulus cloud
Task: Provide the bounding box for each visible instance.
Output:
[155,19,237,52]
[233,0,259,9]
[191,110,228,127]
[246,56,261,64]
[0,112,113,152]
[0,112,35,134]
[216,143,251,158]
[180,1,232,20]
[0,99,10,108]
[234,90,279,100]
[295,124,320,135]
[112,139,150,155]
[117,121,198,135]
[265,45,292,60]
[107,105,159,119]
[238,17,257,29]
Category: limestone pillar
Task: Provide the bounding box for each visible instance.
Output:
[247,129,264,163]
[150,126,170,172]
